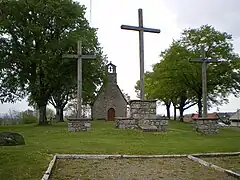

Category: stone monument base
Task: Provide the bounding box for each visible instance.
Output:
[68,118,92,132]
[116,100,168,132]
[195,118,219,134]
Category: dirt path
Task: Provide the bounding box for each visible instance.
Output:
[50,158,237,180]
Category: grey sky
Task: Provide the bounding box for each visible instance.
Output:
[0,0,239,115]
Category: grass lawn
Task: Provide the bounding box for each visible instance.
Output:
[0,120,239,180]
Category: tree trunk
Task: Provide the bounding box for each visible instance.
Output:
[55,107,64,122]
[197,97,202,117]
[179,96,186,122]
[173,104,177,120]
[179,106,184,122]
[59,107,64,122]
[38,105,47,124]
[166,103,171,119]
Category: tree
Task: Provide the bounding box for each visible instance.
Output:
[134,25,240,119]
[49,47,107,122]
[0,0,106,124]
[178,25,240,116]
[134,54,197,120]
[134,71,172,119]
[153,41,197,121]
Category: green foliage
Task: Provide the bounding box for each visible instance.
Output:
[135,25,240,116]
[0,121,239,179]
[20,113,38,124]
[0,0,107,123]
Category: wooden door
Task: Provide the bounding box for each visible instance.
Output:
[107,108,115,121]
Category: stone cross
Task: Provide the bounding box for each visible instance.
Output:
[62,41,96,118]
[121,8,161,100]
[189,46,220,118]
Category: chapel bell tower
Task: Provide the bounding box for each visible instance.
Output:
[106,62,117,84]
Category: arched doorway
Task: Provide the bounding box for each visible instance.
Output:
[107,108,115,121]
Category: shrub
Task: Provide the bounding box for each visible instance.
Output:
[21,113,38,124]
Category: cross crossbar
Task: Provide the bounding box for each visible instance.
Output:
[62,54,78,59]
[189,58,219,63]
[120,25,161,33]
[62,54,96,59]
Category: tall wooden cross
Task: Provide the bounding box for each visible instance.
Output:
[189,46,220,118]
[121,8,161,100]
[62,41,96,118]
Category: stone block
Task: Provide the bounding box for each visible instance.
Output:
[68,120,92,132]
[160,125,168,132]
[195,117,219,134]
[130,100,156,109]
[160,120,168,125]
[139,124,158,132]
[116,100,169,132]
[197,120,204,124]
[115,118,137,129]
[85,123,91,128]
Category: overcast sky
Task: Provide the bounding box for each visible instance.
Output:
[0,0,240,115]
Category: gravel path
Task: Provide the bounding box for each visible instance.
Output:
[202,155,240,174]
[50,157,237,180]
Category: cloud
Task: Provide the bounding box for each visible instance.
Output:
[164,0,240,39]
[163,0,240,53]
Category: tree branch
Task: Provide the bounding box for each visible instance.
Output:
[183,102,198,110]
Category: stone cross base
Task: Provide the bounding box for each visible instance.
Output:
[68,118,92,132]
[116,100,168,132]
[195,118,219,134]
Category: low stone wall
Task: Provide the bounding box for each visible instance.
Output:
[115,117,137,129]
[68,118,92,132]
[195,118,219,134]
[138,118,168,132]
[115,117,168,132]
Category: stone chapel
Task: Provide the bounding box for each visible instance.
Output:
[91,62,128,120]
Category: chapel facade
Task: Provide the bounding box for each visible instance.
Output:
[91,62,128,120]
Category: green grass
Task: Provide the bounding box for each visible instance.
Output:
[0,120,239,180]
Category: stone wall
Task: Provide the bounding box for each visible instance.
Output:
[115,117,137,129]
[139,118,168,132]
[68,119,91,132]
[195,118,219,134]
[130,100,156,119]
[116,100,168,132]
[115,117,168,132]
